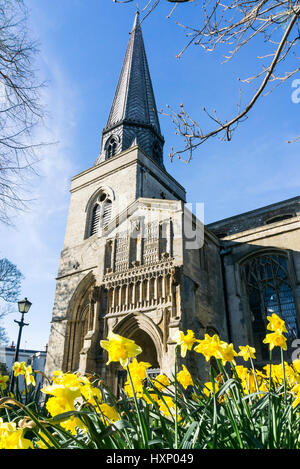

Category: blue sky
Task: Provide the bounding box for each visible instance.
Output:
[0,0,299,351]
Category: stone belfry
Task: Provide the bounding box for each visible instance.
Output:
[44,13,227,390]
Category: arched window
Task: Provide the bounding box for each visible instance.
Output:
[106,137,117,159]
[89,193,112,237]
[242,253,299,360]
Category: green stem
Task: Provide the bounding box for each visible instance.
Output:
[268,349,273,449]
[210,365,218,449]
[281,348,287,404]
[248,348,260,398]
[126,365,148,448]
[174,348,178,450]
[269,350,273,392]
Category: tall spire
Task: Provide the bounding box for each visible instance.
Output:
[95,13,164,167]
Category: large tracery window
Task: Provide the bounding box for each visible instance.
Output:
[243,253,299,360]
[89,193,112,237]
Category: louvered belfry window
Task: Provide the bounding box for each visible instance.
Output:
[101,199,112,228]
[89,193,112,237]
[106,137,117,159]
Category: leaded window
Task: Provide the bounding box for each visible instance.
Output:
[243,253,299,360]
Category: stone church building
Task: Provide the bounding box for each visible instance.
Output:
[45,13,300,391]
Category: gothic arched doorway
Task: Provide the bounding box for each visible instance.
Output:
[63,272,97,373]
[130,329,159,368]
[108,313,163,394]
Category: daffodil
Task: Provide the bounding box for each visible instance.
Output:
[194,333,223,362]
[218,342,238,366]
[24,365,36,387]
[123,358,152,399]
[41,373,86,435]
[202,381,219,397]
[266,313,288,334]
[176,364,194,390]
[263,331,287,351]
[0,374,9,391]
[291,384,300,408]
[100,332,142,368]
[238,345,256,362]
[99,403,119,424]
[234,365,249,381]
[194,333,237,365]
[172,330,197,357]
[124,380,144,399]
[81,382,102,407]
[0,418,32,449]
[12,361,27,377]
[127,358,152,384]
[142,389,159,404]
[158,396,181,422]
[152,374,170,391]
[263,362,297,387]
[292,359,300,374]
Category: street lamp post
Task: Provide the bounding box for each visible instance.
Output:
[10,298,32,391]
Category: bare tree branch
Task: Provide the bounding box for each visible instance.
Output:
[114,0,300,162]
[0,0,46,225]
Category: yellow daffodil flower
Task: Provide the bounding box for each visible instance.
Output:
[152,374,170,391]
[12,361,27,377]
[203,380,219,397]
[0,374,9,391]
[238,345,256,362]
[142,389,159,404]
[234,365,249,381]
[194,333,223,362]
[0,418,33,449]
[99,403,119,424]
[292,359,300,374]
[194,333,237,365]
[263,331,287,351]
[123,359,151,398]
[127,358,152,383]
[176,364,194,390]
[172,330,197,357]
[41,372,87,435]
[218,342,237,366]
[81,382,102,407]
[124,380,144,399]
[291,383,300,408]
[100,332,142,368]
[158,396,181,422]
[266,313,288,334]
[24,365,36,387]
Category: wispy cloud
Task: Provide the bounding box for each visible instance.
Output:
[0,52,80,349]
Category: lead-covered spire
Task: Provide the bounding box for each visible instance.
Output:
[95,12,164,167]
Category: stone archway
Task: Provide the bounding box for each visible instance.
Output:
[129,329,159,368]
[106,313,163,394]
[113,313,163,366]
[62,272,97,373]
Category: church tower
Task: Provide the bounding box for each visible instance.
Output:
[45,13,228,390]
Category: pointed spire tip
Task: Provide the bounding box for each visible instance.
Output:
[132,10,140,31]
